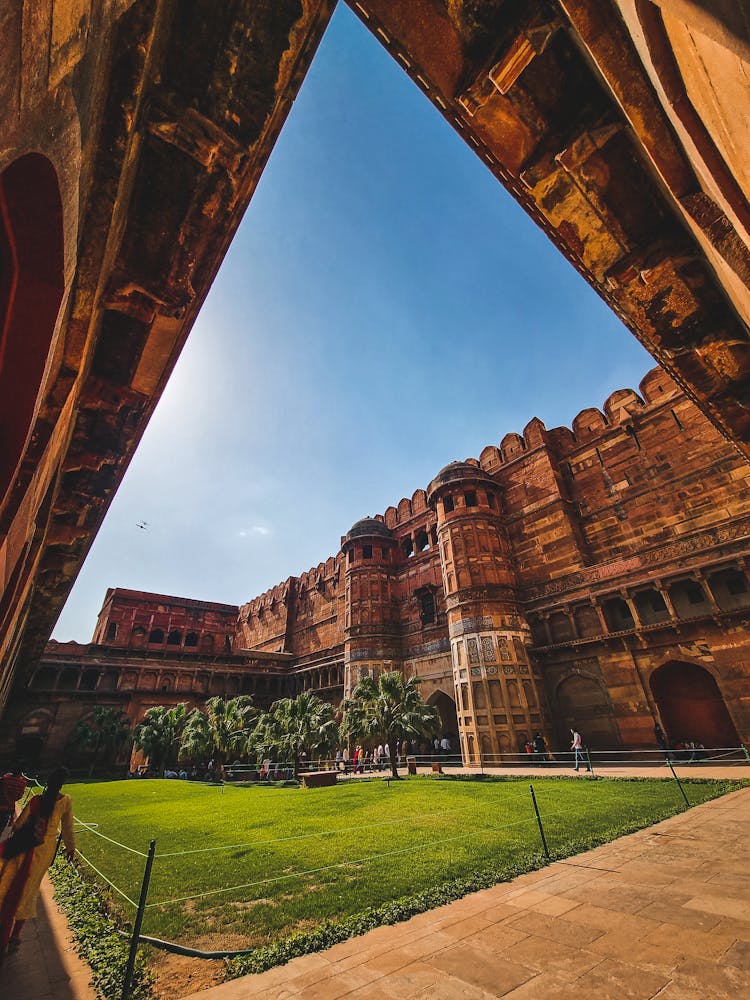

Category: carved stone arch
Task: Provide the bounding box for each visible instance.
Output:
[553,669,620,750]
[648,658,740,748]
[16,707,55,763]
[427,689,458,740]
[0,154,65,504]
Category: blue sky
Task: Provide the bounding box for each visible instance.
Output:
[53,4,653,641]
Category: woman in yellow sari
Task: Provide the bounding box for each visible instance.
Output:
[0,767,75,956]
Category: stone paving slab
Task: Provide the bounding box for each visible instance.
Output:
[0,876,96,1000]
[186,786,750,1000]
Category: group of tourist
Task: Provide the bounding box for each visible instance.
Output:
[0,766,75,961]
[332,740,427,773]
[523,732,551,761]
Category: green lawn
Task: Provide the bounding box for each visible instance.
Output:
[65,775,737,953]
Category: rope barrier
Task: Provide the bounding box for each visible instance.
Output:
[74,848,138,909]
[145,813,553,909]
[73,816,149,857]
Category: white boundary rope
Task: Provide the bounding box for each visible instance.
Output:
[74,816,149,856]
[74,848,138,908]
[155,804,471,858]
[145,813,555,909]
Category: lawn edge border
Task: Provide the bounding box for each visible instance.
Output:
[48,854,155,1000]
[225,776,745,981]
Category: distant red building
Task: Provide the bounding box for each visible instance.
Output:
[3,367,749,766]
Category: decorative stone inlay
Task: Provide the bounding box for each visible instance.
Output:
[486,665,498,674]
[449,616,494,637]
[468,638,480,664]
[503,664,515,675]
[481,636,495,661]
[470,666,482,676]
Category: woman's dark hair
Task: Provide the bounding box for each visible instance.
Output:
[39,766,68,818]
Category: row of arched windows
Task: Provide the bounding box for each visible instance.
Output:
[126,627,229,651]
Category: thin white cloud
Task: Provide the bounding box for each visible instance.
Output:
[238,525,271,539]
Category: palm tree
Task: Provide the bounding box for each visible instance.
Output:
[341,671,439,779]
[66,707,132,775]
[179,696,257,766]
[252,692,338,775]
[133,703,187,772]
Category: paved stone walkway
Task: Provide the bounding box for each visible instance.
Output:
[0,876,96,1000]
[189,786,750,999]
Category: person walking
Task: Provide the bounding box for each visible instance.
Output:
[0,767,28,843]
[570,729,590,772]
[0,767,75,957]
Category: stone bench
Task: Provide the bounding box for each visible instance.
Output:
[301,770,338,789]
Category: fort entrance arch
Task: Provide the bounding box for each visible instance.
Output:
[427,690,458,745]
[650,661,740,748]
[554,673,620,750]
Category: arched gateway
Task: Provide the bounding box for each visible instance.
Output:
[427,690,458,745]
[650,661,739,748]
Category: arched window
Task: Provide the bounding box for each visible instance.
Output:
[131,626,146,648]
[80,669,99,691]
[30,667,56,690]
[58,668,78,691]
[167,629,182,646]
[634,589,670,625]
[402,537,414,559]
[106,622,118,641]
[418,589,436,625]
[98,670,119,692]
[149,628,164,644]
[415,529,429,552]
[200,633,215,652]
[668,580,709,618]
[708,568,750,611]
[184,631,199,647]
[602,598,634,631]
[573,605,600,638]
[0,155,65,504]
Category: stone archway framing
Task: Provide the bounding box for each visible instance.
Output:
[427,688,459,745]
[647,657,741,748]
[552,668,621,750]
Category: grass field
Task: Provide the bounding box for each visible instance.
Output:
[63,774,739,956]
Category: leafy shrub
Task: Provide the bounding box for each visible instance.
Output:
[49,857,154,1000]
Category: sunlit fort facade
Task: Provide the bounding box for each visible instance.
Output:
[1,2,750,766]
[5,366,750,765]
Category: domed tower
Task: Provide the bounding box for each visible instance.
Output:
[341,518,400,698]
[427,463,549,762]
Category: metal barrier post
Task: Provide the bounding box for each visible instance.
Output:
[585,749,595,777]
[529,784,550,861]
[743,745,750,763]
[666,758,690,808]
[121,839,156,1000]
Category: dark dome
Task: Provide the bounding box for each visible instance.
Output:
[428,461,494,494]
[346,517,393,540]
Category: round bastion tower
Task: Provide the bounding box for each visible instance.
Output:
[427,462,551,762]
[341,518,400,698]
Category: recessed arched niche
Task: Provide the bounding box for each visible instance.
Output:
[0,154,65,506]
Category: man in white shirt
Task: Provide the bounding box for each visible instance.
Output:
[570,729,591,772]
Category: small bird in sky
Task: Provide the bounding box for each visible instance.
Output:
[136,521,150,531]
